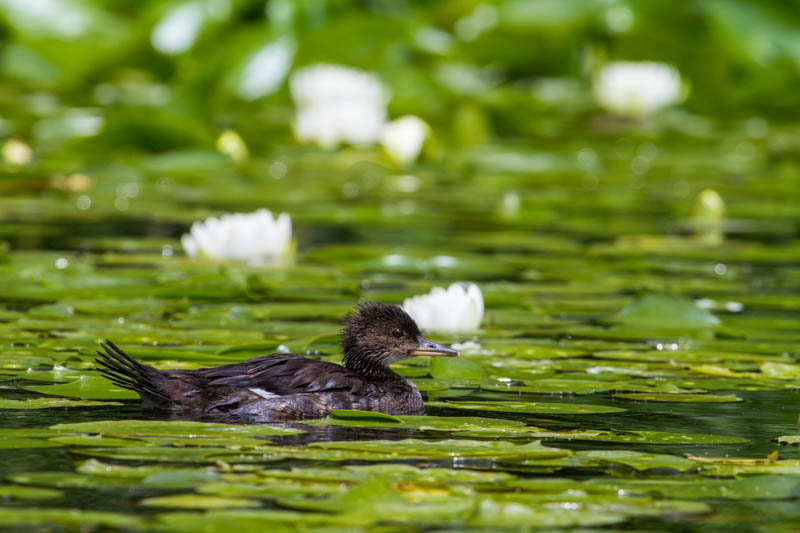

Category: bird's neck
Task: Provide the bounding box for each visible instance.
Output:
[343,352,402,380]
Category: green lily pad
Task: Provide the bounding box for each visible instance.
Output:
[0,437,65,450]
[0,508,145,530]
[426,400,626,415]
[0,398,122,409]
[330,409,403,422]
[577,450,702,472]
[613,393,742,402]
[140,494,260,509]
[24,375,140,400]
[470,498,624,528]
[528,428,748,445]
[154,509,369,530]
[74,460,222,488]
[584,475,800,500]
[8,472,146,489]
[70,446,277,463]
[277,477,405,512]
[428,356,487,379]
[49,435,148,447]
[612,293,721,329]
[0,485,62,500]
[308,439,570,460]
[51,419,304,437]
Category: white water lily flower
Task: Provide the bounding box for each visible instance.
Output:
[593,61,682,118]
[289,64,387,148]
[403,283,484,334]
[181,209,292,265]
[380,115,429,165]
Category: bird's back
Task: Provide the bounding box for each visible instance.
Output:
[96,341,422,421]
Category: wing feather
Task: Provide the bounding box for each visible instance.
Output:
[203,354,361,395]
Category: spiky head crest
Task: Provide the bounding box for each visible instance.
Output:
[341,302,421,376]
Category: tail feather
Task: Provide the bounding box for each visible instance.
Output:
[96,340,170,406]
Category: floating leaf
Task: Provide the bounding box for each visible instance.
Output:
[529,429,748,445]
[0,397,122,409]
[140,494,260,509]
[613,393,742,403]
[428,356,487,379]
[0,485,62,501]
[584,475,800,500]
[427,400,625,415]
[24,375,139,400]
[330,409,403,422]
[612,293,720,329]
[577,450,701,472]
[0,509,145,530]
[308,439,571,460]
[51,419,304,437]
[0,437,64,450]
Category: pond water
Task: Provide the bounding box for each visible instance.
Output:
[1,125,799,532]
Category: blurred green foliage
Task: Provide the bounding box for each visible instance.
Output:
[0,0,799,161]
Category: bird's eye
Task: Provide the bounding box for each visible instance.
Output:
[391,328,403,338]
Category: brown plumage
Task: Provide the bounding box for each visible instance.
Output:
[96,303,458,421]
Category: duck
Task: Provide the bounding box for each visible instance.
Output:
[96,302,458,421]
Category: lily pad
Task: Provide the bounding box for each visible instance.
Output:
[428,356,487,379]
[612,293,721,329]
[308,439,571,460]
[529,428,748,445]
[0,485,62,500]
[24,375,139,400]
[0,508,145,530]
[301,414,526,434]
[426,400,626,415]
[330,409,403,422]
[0,398,122,409]
[51,419,304,437]
[0,437,65,450]
[140,494,260,509]
[613,393,742,403]
[577,450,702,472]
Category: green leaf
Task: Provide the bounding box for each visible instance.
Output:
[51,419,304,438]
[0,485,62,501]
[24,375,139,400]
[428,356,487,379]
[612,293,720,329]
[427,400,626,415]
[140,494,260,509]
[613,393,741,403]
[308,439,571,460]
[577,450,702,472]
[0,398,122,409]
[330,409,403,422]
[0,509,145,530]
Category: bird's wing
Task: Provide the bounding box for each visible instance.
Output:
[202,353,362,395]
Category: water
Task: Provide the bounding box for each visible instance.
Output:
[0,70,799,533]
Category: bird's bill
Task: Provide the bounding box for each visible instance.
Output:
[409,336,459,357]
